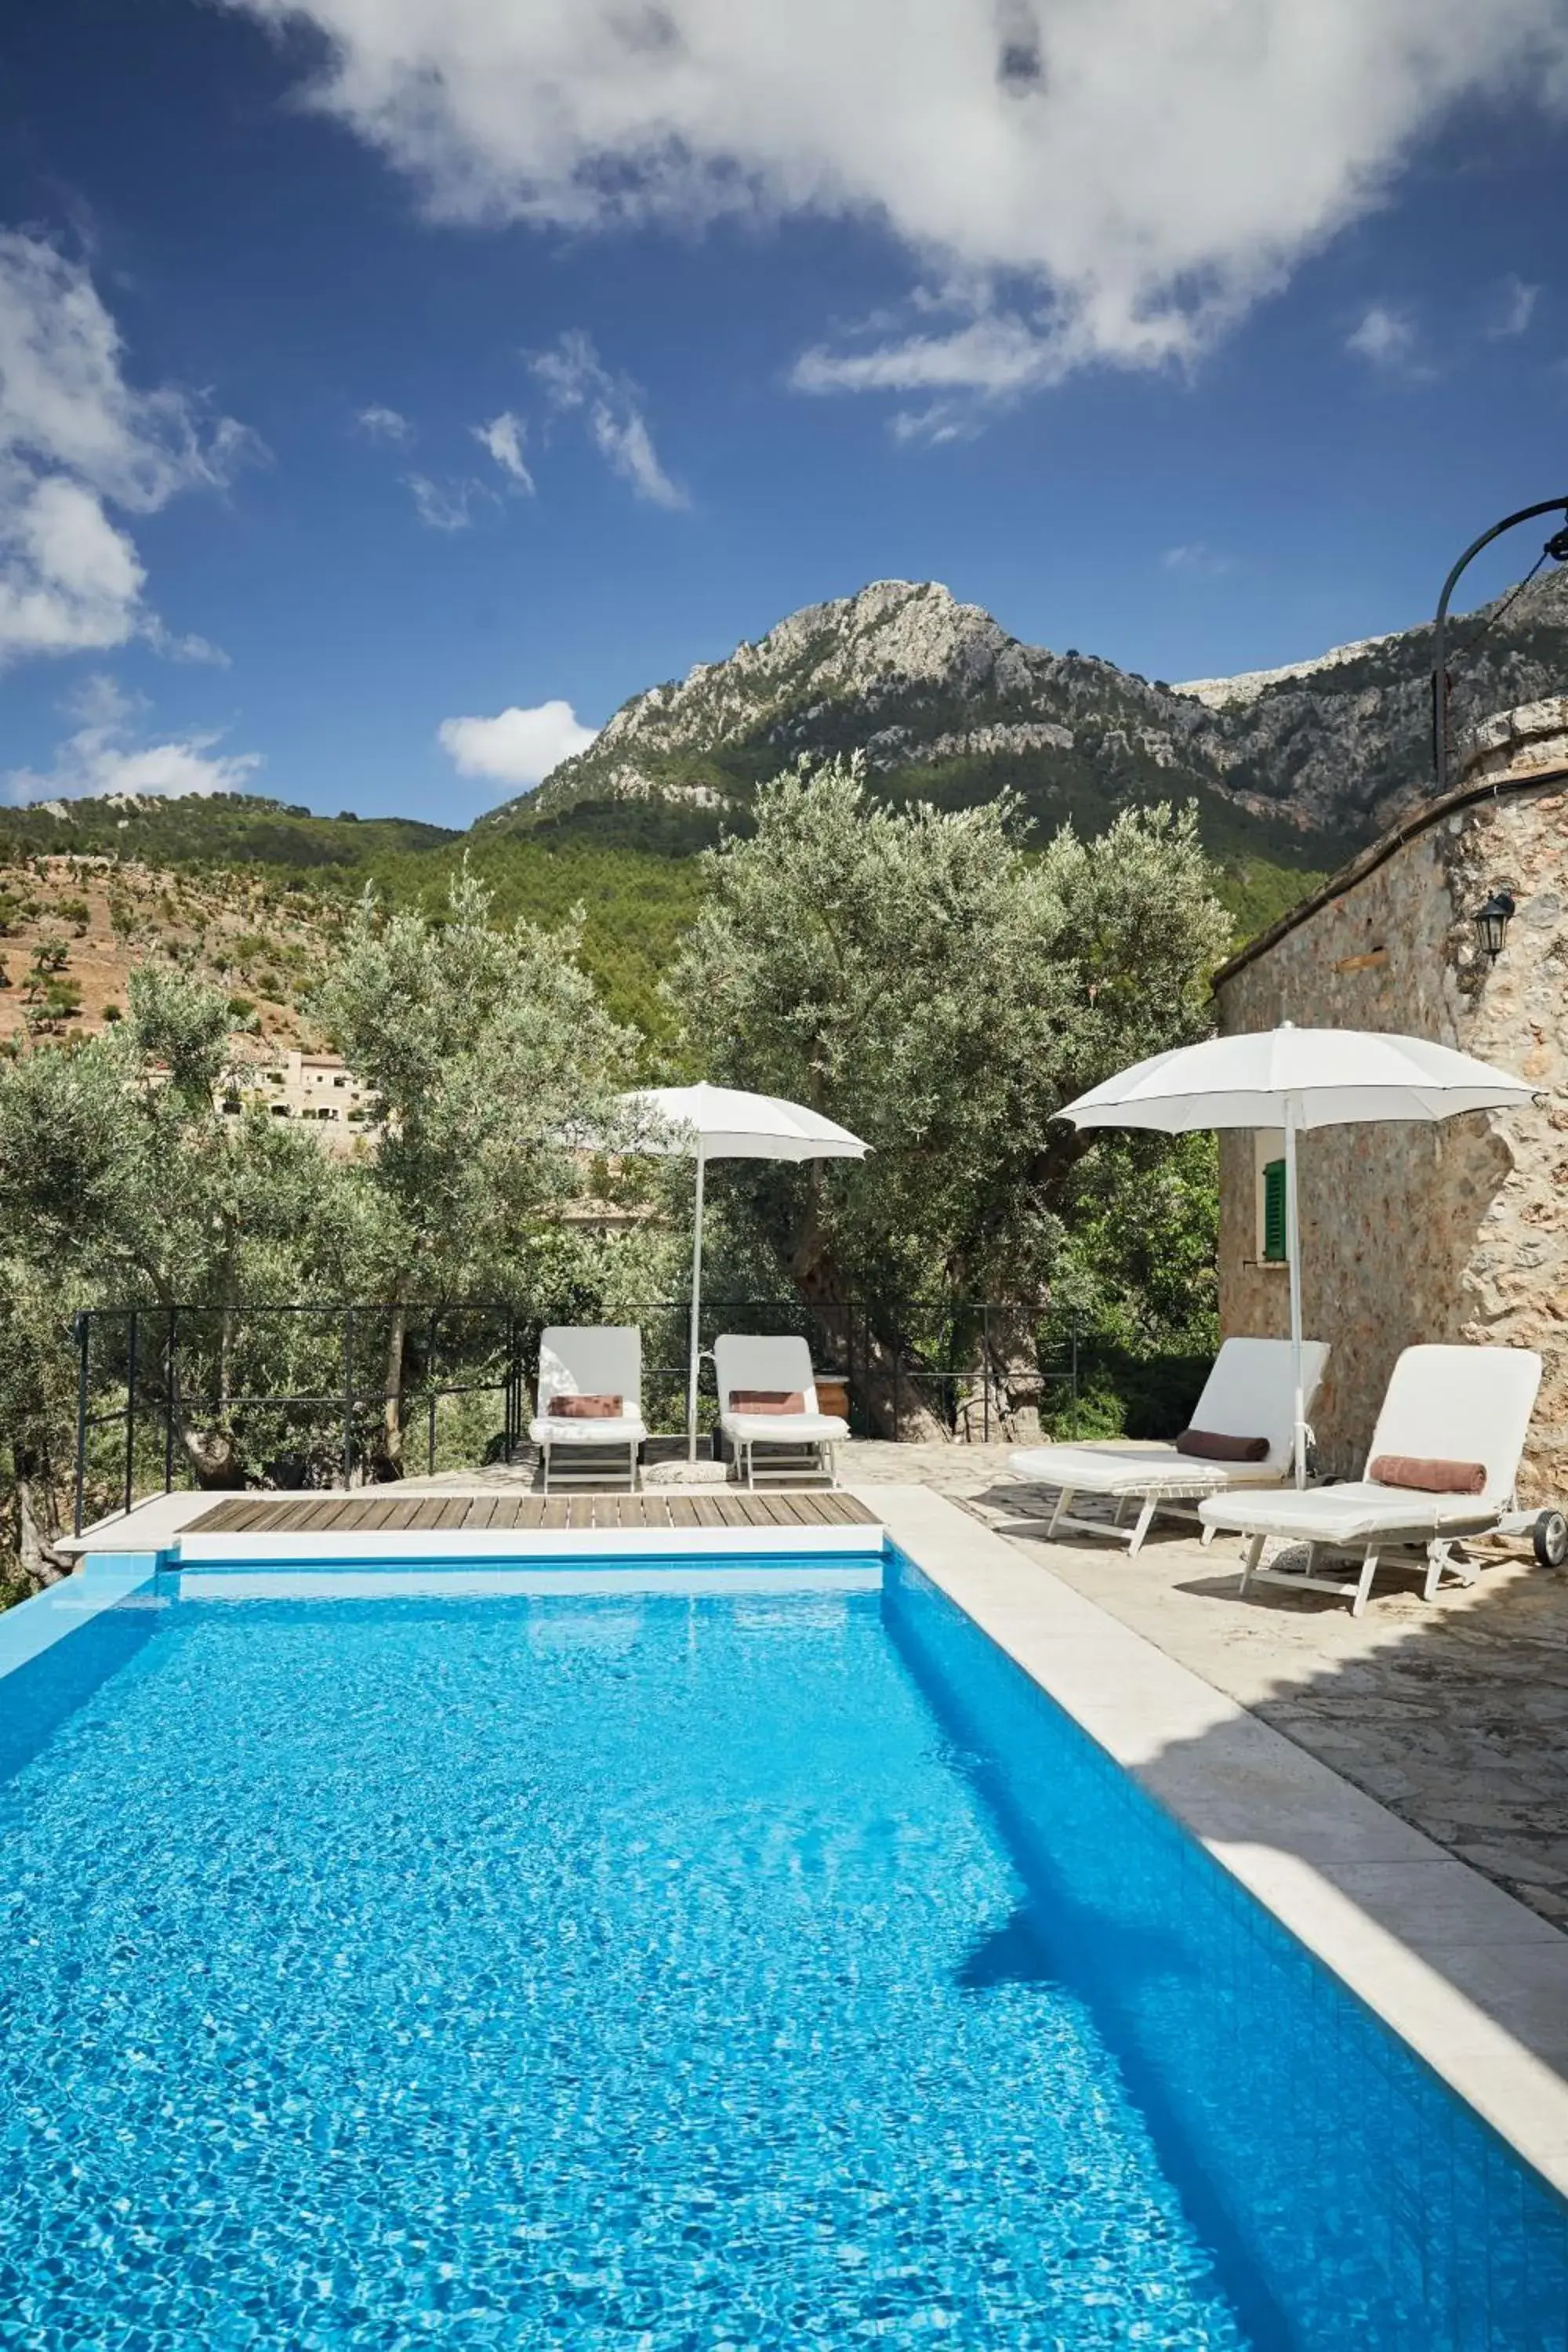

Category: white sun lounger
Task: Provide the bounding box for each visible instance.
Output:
[1200,1343,1544,1615]
[1007,1336,1330,1556]
[529,1326,648,1495]
[714,1334,849,1488]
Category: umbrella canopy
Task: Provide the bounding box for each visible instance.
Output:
[623,1081,867,1163]
[619,1083,868,1457]
[1059,1025,1535,1488]
[1062,1027,1535,1134]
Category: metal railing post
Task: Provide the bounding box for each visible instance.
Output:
[163,1308,177,1493]
[72,1311,89,1538]
[427,1308,437,1477]
[123,1310,138,1517]
[982,1300,990,1445]
[342,1307,354,1489]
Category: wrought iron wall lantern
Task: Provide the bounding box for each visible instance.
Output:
[1473,891,1516,964]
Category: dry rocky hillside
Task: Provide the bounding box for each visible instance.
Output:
[0,858,336,1051]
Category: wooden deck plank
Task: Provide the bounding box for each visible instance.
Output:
[826,1494,876,1525]
[180,1483,879,1537]
[401,1499,452,1531]
[352,1497,401,1530]
[184,1498,246,1533]
[188,1497,245,1533]
[285,1500,339,1533]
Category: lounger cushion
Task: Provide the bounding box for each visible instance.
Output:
[533,1327,645,1453]
[1355,1343,1541,1504]
[731,1388,806,1414]
[1007,1442,1278,1499]
[1369,1453,1486,1495]
[529,1414,647,1448]
[1200,1480,1501,1544]
[720,1411,848,1444]
[548,1393,622,1419]
[1177,1428,1269,1463]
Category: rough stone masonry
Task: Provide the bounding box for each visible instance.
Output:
[1214,696,1568,1499]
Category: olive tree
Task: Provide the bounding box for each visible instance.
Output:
[669,757,1231,1430]
[0,964,372,1540]
[312,867,638,1465]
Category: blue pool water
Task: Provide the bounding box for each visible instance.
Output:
[0,1555,1563,2349]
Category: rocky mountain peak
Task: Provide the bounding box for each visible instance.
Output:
[490,565,1568,855]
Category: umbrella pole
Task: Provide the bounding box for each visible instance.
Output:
[1284,1098,1306,1489]
[687,1144,706,1463]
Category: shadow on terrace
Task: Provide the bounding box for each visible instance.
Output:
[972,1472,1568,2076]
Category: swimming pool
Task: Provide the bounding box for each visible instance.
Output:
[0,1549,1563,2348]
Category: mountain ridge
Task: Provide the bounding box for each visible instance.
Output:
[5,568,1563,1041]
[488,569,1568,854]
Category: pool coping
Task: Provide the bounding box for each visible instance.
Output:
[63,1489,885,1564]
[175,1525,880,1562]
[867,1484,1568,2200]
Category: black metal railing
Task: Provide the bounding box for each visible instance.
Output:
[68,1296,1093,1533]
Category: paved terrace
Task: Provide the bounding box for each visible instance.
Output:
[397,1438,1568,1934]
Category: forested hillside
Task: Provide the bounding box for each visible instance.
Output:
[0,787,1308,1056]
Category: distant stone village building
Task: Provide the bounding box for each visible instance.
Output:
[1214,696,1568,1501]
[223,1049,376,1146]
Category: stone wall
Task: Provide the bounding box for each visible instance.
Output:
[1214,699,1568,1500]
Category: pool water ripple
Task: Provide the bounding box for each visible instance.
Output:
[0,1588,1250,2350]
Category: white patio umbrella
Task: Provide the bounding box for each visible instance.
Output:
[619,1083,869,1457]
[1060,1025,1535,1486]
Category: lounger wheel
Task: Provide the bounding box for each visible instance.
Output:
[1532,1509,1568,1569]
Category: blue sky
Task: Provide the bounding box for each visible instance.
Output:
[2,0,1567,822]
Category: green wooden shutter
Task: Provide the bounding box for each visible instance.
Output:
[1262,1159,1287,1262]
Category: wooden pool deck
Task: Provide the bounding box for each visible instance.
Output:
[186,1490,879,1538]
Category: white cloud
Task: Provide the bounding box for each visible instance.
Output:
[355,402,414,441]
[1489,273,1540,338]
[143,621,231,666]
[0,230,259,663]
[1162,542,1233,579]
[531,331,684,506]
[404,471,492,530]
[472,408,535,490]
[7,674,264,802]
[218,0,1568,422]
[1345,301,1423,371]
[438,699,598,789]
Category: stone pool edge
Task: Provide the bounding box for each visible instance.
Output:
[867,1482,1568,2200]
